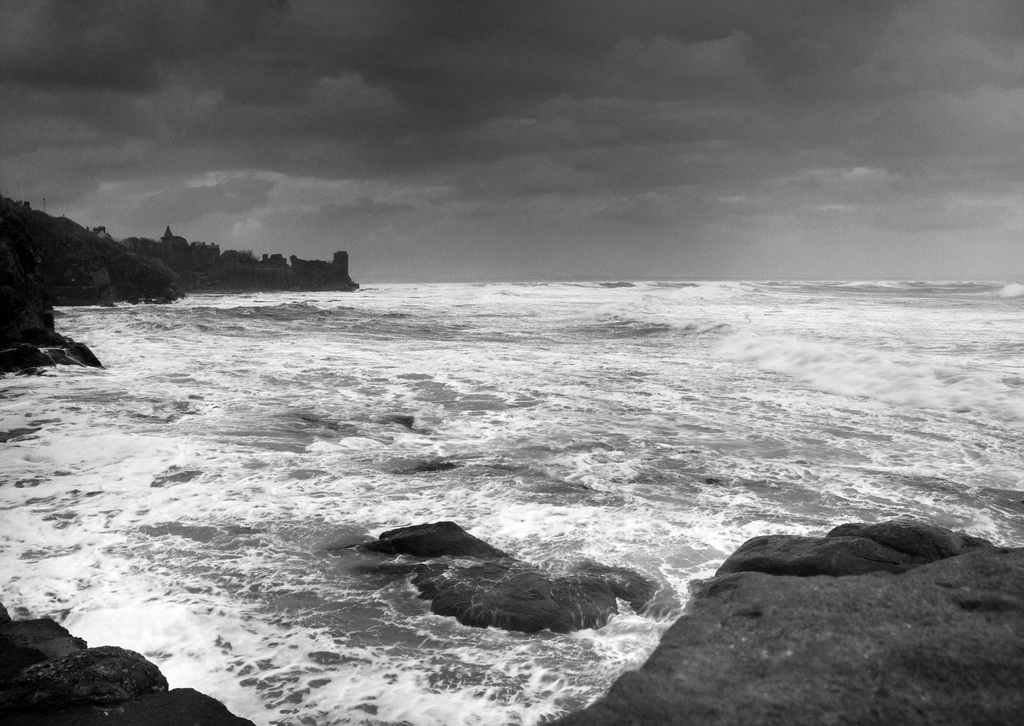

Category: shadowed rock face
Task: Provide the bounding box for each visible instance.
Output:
[1,197,104,373]
[0,608,255,725]
[348,521,660,633]
[4,688,256,726]
[1,646,167,712]
[3,198,182,305]
[553,521,1024,726]
[0,620,87,662]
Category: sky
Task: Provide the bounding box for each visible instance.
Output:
[2,0,1024,282]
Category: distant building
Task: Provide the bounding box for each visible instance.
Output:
[119,224,355,291]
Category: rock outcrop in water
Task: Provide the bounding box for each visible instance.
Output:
[1,197,104,373]
[0,604,254,725]
[342,521,659,633]
[553,520,1024,726]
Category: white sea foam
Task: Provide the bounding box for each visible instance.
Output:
[719,332,1024,421]
[998,282,1024,298]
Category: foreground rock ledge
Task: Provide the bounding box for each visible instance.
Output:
[0,605,254,725]
[554,521,1024,726]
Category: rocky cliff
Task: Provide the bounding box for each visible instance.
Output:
[1,198,183,305]
[0,198,103,373]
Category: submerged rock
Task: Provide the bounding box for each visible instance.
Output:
[391,457,461,474]
[351,521,658,633]
[554,520,1024,725]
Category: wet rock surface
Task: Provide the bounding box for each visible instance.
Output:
[554,520,1024,726]
[1,646,168,712]
[349,521,659,633]
[717,519,997,577]
[4,687,255,726]
[360,521,510,559]
[0,606,254,725]
[0,619,87,661]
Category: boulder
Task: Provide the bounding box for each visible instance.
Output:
[3,687,255,726]
[360,521,509,560]
[717,519,995,577]
[394,458,460,473]
[0,605,254,724]
[0,646,167,712]
[826,520,994,560]
[0,619,87,660]
[574,562,660,612]
[0,641,46,691]
[554,522,1024,726]
[410,561,622,633]
[352,521,658,633]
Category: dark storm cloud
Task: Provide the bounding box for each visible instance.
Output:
[127,175,275,226]
[3,0,1024,279]
[0,0,288,91]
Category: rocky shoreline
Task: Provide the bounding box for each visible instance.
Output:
[0,603,254,725]
[553,520,1024,725]
[0,197,104,374]
[1,192,359,374]
[3,520,1020,724]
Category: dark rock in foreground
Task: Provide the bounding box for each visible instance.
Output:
[351,521,659,633]
[2,646,168,712]
[554,520,1024,726]
[0,619,87,662]
[717,519,996,577]
[0,606,254,725]
[4,688,254,726]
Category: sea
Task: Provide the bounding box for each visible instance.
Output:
[2,279,1023,725]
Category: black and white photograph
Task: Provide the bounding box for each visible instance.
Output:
[2,2,1023,724]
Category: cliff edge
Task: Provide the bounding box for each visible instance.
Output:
[1,198,183,305]
[0,198,103,373]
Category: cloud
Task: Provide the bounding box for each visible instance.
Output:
[0,0,288,91]
[3,0,1024,281]
[128,174,275,227]
[606,31,764,97]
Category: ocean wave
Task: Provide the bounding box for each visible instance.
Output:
[721,333,1024,422]
[765,280,1010,298]
[997,283,1024,298]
